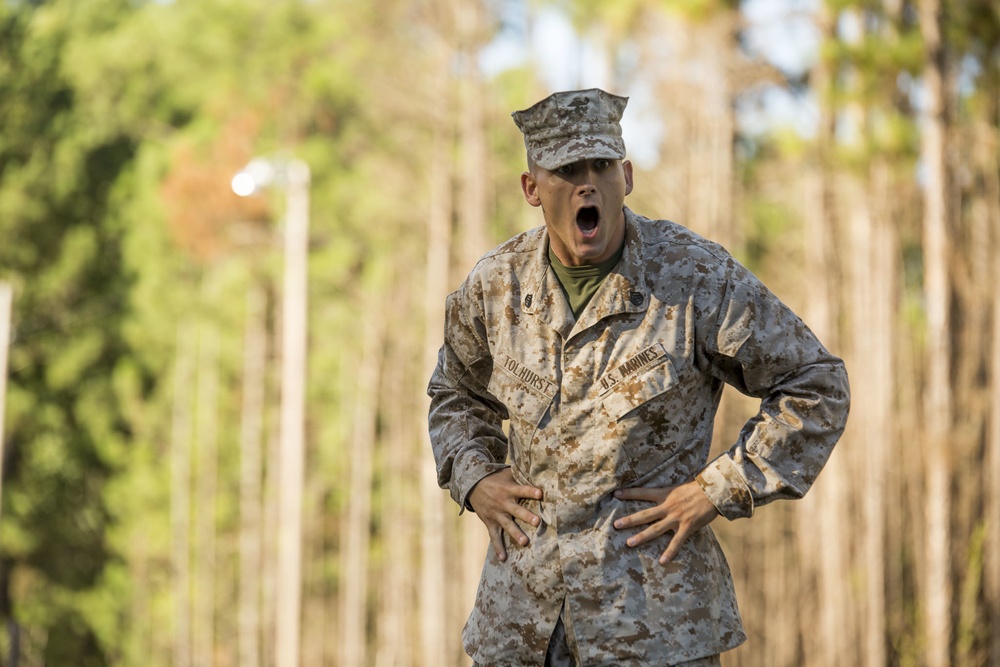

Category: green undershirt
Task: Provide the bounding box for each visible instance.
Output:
[548,242,625,319]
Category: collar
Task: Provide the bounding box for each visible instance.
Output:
[521,207,650,340]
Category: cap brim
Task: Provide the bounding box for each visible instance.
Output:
[529,135,626,171]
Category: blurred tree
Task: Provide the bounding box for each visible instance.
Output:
[1,0,998,665]
[0,1,145,663]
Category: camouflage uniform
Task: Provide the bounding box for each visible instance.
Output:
[427,90,850,666]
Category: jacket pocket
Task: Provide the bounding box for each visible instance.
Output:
[601,356,678,421]
[600,356,682,480]
[488,351,555,476]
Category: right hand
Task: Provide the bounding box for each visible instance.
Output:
[467,468,543,562]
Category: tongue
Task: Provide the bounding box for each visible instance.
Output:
[577,208,599,235]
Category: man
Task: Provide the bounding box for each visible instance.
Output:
[427,88,850,666]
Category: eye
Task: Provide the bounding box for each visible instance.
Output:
[595,159,611,169]
[556,164,576,176]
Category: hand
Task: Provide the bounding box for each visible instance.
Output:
[467,468,543,563]
[613,481,720,564]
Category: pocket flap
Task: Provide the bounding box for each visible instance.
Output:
[601,357,678,421]
[488,351,555,427]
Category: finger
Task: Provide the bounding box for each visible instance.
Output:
[614,504,667,530]
[512,484,544,501]
[614,487,670,503]
[510,503,542,528]
[625,520,675,548]
[488,524,507,562]
[659,525,692,564]
[501,516,530,548]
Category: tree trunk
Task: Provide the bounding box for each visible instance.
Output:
[172,321,196,667]
[984,111,1000,667]
[456,0,488,269]
[0,282,11,530]
[340,285,387,667]
[991,223,1000,667]
[855,161,894,667]
[454,5,493,655]
[794,4,838,655]
[239,283,267,667]
[375,277,417,667]
[0,284,12,666]
[300,474,327,667]
[793,173,826,666]
[261,331,282,667]
[918,0,953,664]
[193,321,219,667]
[419,44,454,666]
[0,284,12,667]
[801,8,854,663]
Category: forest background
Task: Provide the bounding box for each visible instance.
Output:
[1,0,999,665]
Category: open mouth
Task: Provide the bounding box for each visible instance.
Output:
[576,206,600,238]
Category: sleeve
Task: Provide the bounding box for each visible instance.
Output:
[694,257,851,521]
[427,276,511,513]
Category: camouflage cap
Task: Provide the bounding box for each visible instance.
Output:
[512,88,628,171]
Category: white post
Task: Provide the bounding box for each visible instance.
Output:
[275,160,310,667]
[0,283,11,523]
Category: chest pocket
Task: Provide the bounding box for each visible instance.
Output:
[600,352,683,482]
[488,351,555,474]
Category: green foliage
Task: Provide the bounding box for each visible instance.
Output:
[743,196,796,275]
[0,1,142,662]
[0,0,997,663]
[556,0,736,34]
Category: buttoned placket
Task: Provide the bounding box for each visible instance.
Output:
[513,210,660,632]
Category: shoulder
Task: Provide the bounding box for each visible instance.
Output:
[448,226,544,307]
[478,225,545,267]
[628,210,749,284]
[464,226,545,284]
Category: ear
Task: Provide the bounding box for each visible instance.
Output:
[521,171,542,207]
[623,160,634,196]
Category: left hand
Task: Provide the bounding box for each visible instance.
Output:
[613,481,720,564]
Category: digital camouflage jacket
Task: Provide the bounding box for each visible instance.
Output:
[427,208,850,665]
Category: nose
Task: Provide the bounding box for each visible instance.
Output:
[576,165,597,195]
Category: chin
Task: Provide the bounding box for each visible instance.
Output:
[574,245,606,263]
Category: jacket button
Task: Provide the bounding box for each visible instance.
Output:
[630,291,644,306]
[524,294,533,308]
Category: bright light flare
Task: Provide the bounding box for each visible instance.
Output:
[231,172,257,197]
